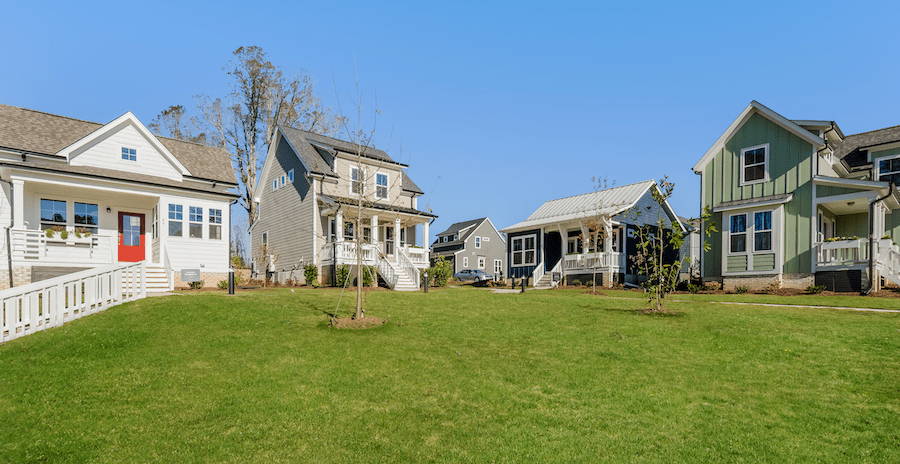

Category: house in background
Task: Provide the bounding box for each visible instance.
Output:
[694,100,900,292]
[500,180,687,288]
[431,217,505,278]
[251,126,435,290]
[0,103,238,290]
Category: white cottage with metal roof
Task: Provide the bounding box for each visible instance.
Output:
[500,180,687,288]
[0,104,238,291]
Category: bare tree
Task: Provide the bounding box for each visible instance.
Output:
[150,46,344,227]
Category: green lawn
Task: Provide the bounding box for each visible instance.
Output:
[2,287,899,463]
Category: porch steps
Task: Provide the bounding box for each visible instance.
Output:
[533,273,555,290]
[143,264,171,292]
[384,258,418,291]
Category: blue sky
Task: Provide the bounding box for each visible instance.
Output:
[3,0,900,243]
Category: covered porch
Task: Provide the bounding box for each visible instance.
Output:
[814,176,900,289]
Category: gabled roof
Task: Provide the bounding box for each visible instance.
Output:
[832,124,900,162]
[280,125,406,167]
[693,101,825,173]
[501,180,686,233]
[432,218,484,248]
[0,103,236,184]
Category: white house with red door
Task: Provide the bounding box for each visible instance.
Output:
[0,104,238,290]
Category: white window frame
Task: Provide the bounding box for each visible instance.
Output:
[350,166,364,196]
[511,234,537,267]
[478,257,485,269]
[494,259,502,277]
[875,154,900,184]
[273,179,278,191]
[168,204,183,237]
[740,143,770,186]
[375,172,389,200]
[475,237,481,248]
[463,256,469,268]
[121,147,137,162]
[262,231,268,247]
[723,205,781,275]
[288,169,295,183]
[209,208,222,240]
[280,175,285,187]
[188,206,203,239]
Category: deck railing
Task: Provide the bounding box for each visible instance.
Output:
[1,262,145,343]
[816,239,870,267]
[403,246,429,268]
[10,229,113,265]
[321,241,379,266]
[396,247,420,289]
[563,251,621,271]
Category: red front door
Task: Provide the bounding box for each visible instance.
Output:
[118,212,145,262]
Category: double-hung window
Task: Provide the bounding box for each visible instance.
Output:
[730,214,747,253]
[209,209,222,240]
[478,257,485,269]
[740,144,769,185]
[511,234,536,266]
[376,173,388,199]
[74,202,99,234]
[168,204,183,236]
[189,207,203,238]
[344,221,355,241]
[475,237,481,249]
[351,167,364,195]
[754,211,772,251]
[877,156,900,185]
[40,199,66,230]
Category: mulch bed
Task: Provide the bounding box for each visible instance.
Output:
[329,316,386,329]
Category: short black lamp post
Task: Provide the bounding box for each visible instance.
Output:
[423,271,429,293]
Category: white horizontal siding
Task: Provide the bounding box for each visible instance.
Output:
[159,194,230,272]
[70,124,182,181]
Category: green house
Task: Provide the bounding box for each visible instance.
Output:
[694,101,900,292]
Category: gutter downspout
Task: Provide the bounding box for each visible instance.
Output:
[866,183,894,295]
[0,177,12,288]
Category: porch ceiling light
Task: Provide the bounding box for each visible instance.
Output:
[106,207,111,213]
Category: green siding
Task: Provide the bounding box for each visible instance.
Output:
[753,253,775,271]
[701,112,815,277]
[872,146,900,159]
[816,185,870,198]
[886,212,900,243]
[836,213,868,238]
[727,255,748,273]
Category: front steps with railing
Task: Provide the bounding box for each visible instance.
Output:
[143,264,172,292]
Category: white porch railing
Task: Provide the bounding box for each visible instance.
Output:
[1,262,146,343]
[563,252,621,271]
[403,246,429,268]
[11,229,114,265]
[321,241,379,266]
[531,259,545,285]
[816,239,870,267]
[397,248,420,289]
[376,254,399,289]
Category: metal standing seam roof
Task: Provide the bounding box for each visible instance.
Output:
[501,180,657,232]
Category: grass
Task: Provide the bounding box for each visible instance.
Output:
[2,287,900,462]
[603,288,900,310]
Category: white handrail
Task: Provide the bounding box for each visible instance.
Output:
[531,259,545,285]
[1,261,146,343]
[10,228,114,264]
[396,247,420,289]
[163,247,174,291]
[372,244,398,289]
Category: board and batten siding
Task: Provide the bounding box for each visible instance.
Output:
[702,112,815,277]
[252,137,317,272]
[69,124,182,181]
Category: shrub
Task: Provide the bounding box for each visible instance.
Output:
[60,230,69,240]
[423,256,453,287]
[335,265,351,287]
[355,266,376,287]
[233,271,244,287]
[572,279,582,287]
[687,282,702,294]
[304,264,318,287]
[807,285,826,294]
[189,281,204,290]
[734,285,749,294]
[217,279,229,290]
[44,229,55,238]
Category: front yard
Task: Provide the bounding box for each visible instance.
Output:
[2,287,899,462]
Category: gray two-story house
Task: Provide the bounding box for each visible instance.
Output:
[250,126,436,290]
[431,217,506,278]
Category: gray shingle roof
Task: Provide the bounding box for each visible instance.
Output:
[0,103,236,184]
[833,124,900,162]
[280,125,403,166]
[319,194,436,218]
[401,172,423,194]
[432,218,486,248]
[0,160,239,197]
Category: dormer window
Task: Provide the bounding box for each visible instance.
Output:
[121,147,137,161]
[740,144,769,185]
[877,156,900,185]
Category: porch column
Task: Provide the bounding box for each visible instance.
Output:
[335,210,344,242]
[371,215,379,246]
[394,217,401,252]
[579,221,590,252]
[422,221,429,248]
[12,179,24,229]
[604,222,613,287]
